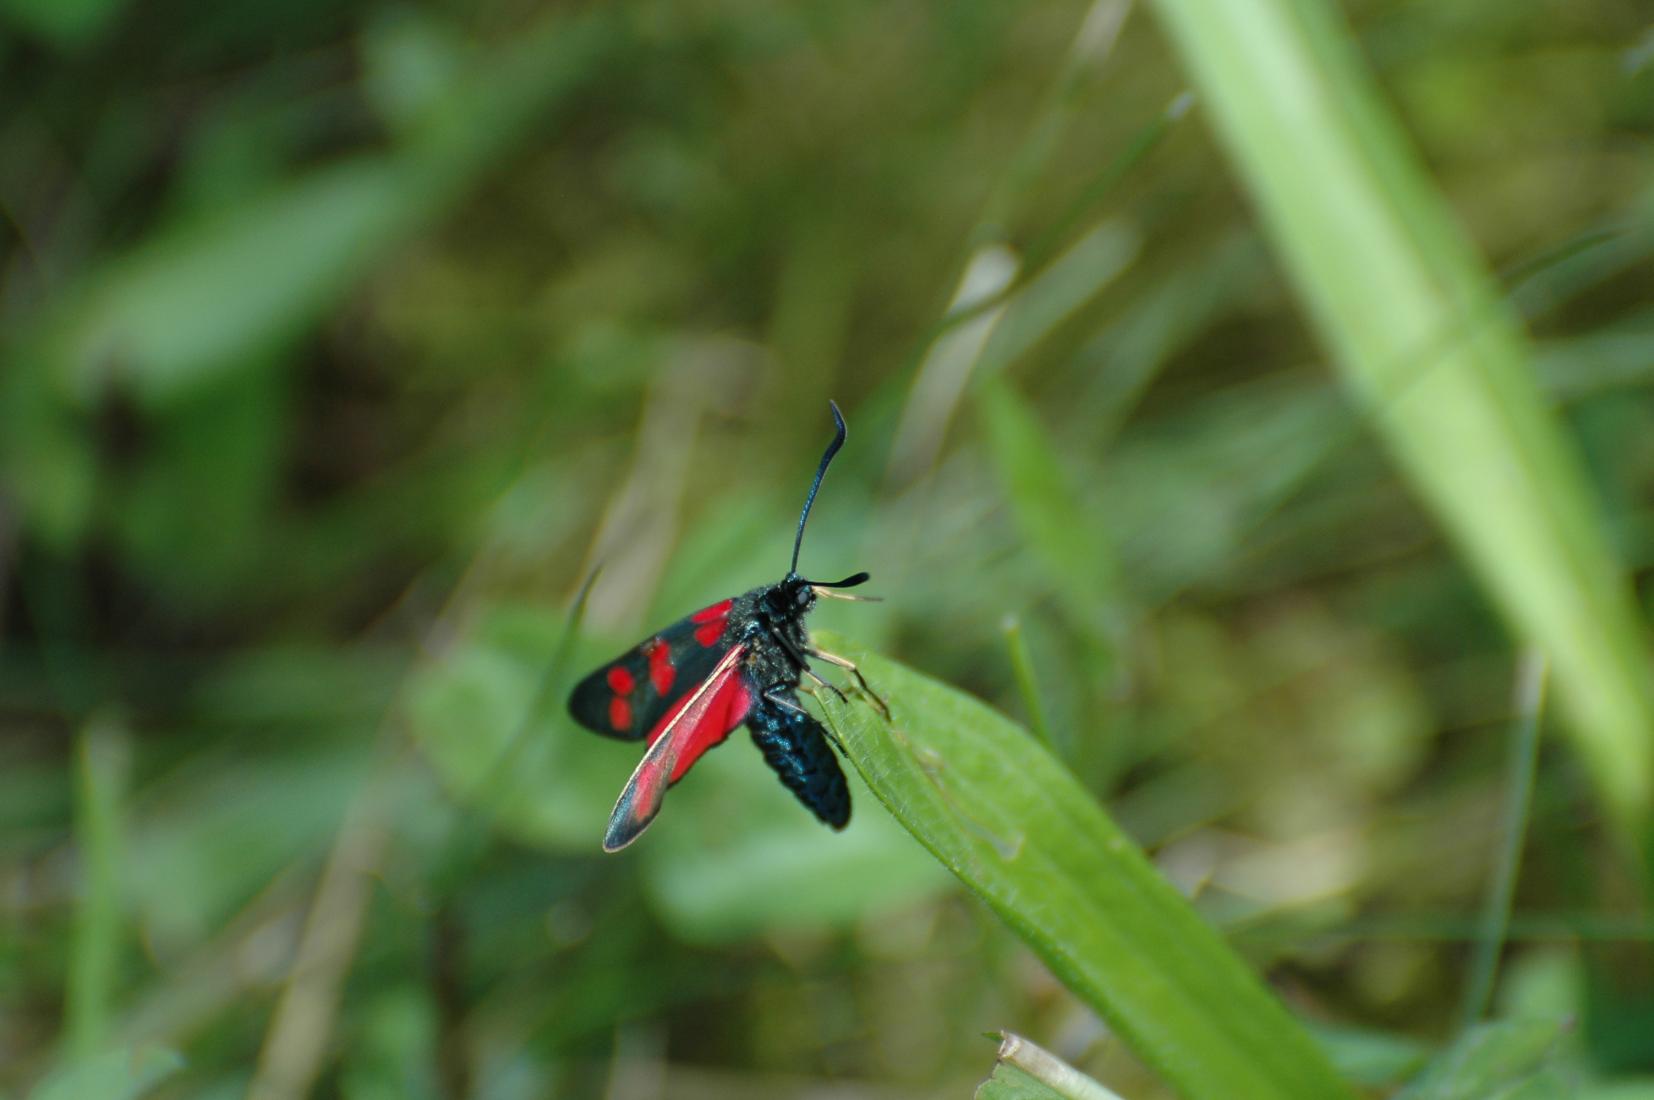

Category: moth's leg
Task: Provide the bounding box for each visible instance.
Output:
[763,688,809,718]
[807,648,890,719]
[773,630,848,702]
[794,683,848,754]
[803,665,846,701]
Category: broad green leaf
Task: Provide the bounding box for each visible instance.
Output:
[814,633,1354,1100]
[1147,0,1654,865]
[27,1047,183,1100]
[977,1065,1071,1100]
[1395,1020,1567,1100]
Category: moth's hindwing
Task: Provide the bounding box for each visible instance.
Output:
[605,644,753,851]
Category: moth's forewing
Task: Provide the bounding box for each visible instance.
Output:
[568,598,735,741]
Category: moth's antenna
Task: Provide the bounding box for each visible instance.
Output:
[791,401,847,574]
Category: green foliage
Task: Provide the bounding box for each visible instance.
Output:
[816,633,1353,1100]
[0,0,128,46]
[64,719,127,1059]
[978,1064,1078,1100]
[6,0,1654,1094]
[1395,1020,1569,1100]
[1149,0,1654,866]
[26,1048,182,1100]
[1312,1024,1433,1089]
[978,377,1124,649]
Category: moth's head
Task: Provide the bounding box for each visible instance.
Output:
[766,573,816,618]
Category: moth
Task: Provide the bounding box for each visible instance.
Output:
[568,402,884,851]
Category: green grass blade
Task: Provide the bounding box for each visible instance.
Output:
[65,716,128,1060]
[977,378,1123,637]
[1000,616,1055,749]
[815,632,1354,1100]
[1460,651,1548,1028]
[1147,0,1654,863]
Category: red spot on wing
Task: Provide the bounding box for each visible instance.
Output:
[606,667,635,695]
[647,639,675,694]
[691,600,732,624]
[609,697,632,731]
[691,599,732,646]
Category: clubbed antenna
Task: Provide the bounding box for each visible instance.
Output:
[791,401,847,574]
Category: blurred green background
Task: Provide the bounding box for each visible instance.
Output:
[4,0,1654,1095]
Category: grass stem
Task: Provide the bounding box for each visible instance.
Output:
[1459,650,1548,1027]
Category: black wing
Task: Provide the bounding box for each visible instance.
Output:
[568,597,737,742]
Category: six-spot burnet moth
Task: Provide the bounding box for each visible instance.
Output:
[568,401,887,851]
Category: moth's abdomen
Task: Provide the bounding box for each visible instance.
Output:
[747,696,850,829]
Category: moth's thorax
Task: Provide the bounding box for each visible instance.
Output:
[732,574,816,690]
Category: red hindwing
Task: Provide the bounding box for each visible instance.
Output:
[603,644,751,851]
[648,659,752,784]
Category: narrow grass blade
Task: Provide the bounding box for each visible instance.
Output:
[815,632,1354,1100]
[972,0,1134,244]
[978,377,1124,647]
[1460,651,1548,1028]
[65,715,129,1060]
[1147,0,1654,864]
[1000,616,1055,748]
[977,221,1140,377]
